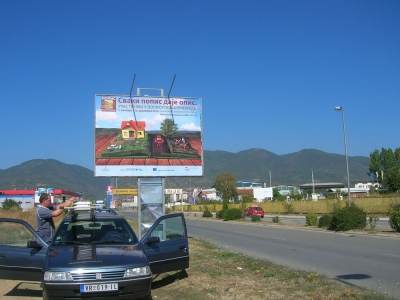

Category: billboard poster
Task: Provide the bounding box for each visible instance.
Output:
[95,95,203,177]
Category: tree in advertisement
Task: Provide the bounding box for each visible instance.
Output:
[160,118,178,137]
[369,147,400,192]
[214,173,237,210]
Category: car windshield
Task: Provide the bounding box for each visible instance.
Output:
[53,218,138,246]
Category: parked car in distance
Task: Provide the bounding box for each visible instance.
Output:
[245,206,265,218]
[0,209,189,300]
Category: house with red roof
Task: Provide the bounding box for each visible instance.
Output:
[0,189,80,211]
[121,120,146,140]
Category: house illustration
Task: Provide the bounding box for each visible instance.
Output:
[121,120,146,140]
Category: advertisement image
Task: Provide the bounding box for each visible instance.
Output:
[95,95,203,177]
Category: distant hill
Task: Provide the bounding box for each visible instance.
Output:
[0,159,109,199]
[202,148,369,186]
[0,149,370,198]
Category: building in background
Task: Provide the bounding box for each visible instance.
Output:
[200,188,221,201]
[1,188,80,211]
[236,181,264,188]
[165,189,183,203]
[112,188,137,208]
[0,190,34,211]
[274,185,302,196]
[237,187,273,202]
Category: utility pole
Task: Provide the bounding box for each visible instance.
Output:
[269,170,272,187]
[312,169,315,194]
[335,106,351,206]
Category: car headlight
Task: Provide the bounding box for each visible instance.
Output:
[124,266,151,277]
[44,271,73,281]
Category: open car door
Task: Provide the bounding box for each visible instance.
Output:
[140,213,189,274]
[0,218,48,281]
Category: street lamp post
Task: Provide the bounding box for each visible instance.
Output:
[335,106,351,205]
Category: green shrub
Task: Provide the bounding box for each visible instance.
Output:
[223,208,243,221]
[318,214,333,228]
[251,216,261,222]
[1,199,21,210]
[305,213,318,226]
[284,201,294,213]
[272,216,279,223]
[329,204,366,231]
[389,204,400,232]
[216,210,225,219]
[202,210,213,218]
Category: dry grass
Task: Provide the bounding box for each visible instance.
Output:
[151,238,385,300]
[179,197,400,215]
[0,210,387,299]
[0,208,64,228]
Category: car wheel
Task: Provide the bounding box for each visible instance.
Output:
[140,293,152,300]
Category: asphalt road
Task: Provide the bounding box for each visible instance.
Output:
[187,218,400,299]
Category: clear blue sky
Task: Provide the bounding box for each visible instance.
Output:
[1,0,399,169]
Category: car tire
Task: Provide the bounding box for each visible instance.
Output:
[140,293,152,300]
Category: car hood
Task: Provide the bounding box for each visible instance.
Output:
[45,244,148,269]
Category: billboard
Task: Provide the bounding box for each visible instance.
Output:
[95,95,203,177]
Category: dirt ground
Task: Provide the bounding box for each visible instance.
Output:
[0,238,386,300]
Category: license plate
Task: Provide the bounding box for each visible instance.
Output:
[80,283,118,293]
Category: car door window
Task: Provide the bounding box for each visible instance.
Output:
[0,222,35,247]
[149,215,185,242]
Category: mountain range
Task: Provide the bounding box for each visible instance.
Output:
[0,148,370,199]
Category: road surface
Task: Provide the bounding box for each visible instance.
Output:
[187,218,400,299]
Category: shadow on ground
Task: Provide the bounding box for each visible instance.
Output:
[152,270,188,290]
[5,282,42,297]
[336,274,371,280]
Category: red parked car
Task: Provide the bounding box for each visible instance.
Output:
[245,206,265,218]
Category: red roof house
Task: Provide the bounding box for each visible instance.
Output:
[121,120,146,140]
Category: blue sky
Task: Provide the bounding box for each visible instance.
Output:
[0,0,399,169]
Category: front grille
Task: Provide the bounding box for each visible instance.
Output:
[71,270,125,281]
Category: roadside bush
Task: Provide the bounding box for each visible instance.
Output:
[216,210,225,219]
[223,208,243,221]
[389,204,400,232]
[284,201,294,213]
[202,210,213,218]
[305,213,318,226]
[1,199,21,210]
[318,214,333,228]
[329,204,366,231]
[251,216,261,222]
[272,216,279,223]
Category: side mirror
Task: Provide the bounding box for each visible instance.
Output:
[146,236,160,245]
[27,240,43,249]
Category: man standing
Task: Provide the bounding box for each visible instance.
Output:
[36,193,77,243]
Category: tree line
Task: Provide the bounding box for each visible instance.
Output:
[369,147,400,192]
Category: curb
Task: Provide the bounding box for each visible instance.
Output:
[185,215,400,240]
